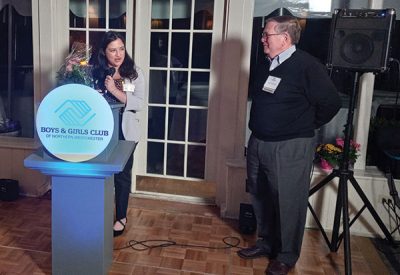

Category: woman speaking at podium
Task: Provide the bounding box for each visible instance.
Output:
[93,31,145,237]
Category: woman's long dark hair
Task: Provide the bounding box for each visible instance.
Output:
[92,31,138,89]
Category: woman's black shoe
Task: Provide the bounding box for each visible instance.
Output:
[113,218,127,237]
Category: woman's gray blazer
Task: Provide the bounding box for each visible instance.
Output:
[121,66,145,142]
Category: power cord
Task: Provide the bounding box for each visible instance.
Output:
[375,198,400,257]
[114,236,244,251]
[382,198,400,236]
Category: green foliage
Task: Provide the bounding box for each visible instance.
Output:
[315,137,360,167]
[56,42,93,87]
[57,63,93,87]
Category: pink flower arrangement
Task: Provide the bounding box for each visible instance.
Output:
[56,42,93,87]
[316,137,361,169]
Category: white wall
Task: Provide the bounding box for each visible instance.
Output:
[214,0,254,211]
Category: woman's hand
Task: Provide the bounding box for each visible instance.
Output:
[104,75,127,103]
[104,75,118,94]
[65,57,80,72]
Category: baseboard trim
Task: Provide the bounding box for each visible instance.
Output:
[131,191,215,205]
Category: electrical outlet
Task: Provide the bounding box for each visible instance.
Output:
[378,195,392,205]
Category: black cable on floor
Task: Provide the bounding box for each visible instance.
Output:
[114,236,244,251]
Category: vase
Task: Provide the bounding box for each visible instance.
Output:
[319,158,333,172]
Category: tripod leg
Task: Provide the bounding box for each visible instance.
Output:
[308,170,340,251]
[331,179,343,252]
[308,202,332,247]
[349,175,395,244]
[330,173,352,274]
[340,174,352,275]
[309,170,340,196]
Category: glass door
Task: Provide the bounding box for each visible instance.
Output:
[147,0,213,179]
[135,0,216,199]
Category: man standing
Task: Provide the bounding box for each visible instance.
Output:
[237,16,341,274]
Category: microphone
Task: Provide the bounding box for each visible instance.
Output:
[103,67,116,97]
[106,67,116,77]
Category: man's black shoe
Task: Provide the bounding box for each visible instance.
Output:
[265,259,292,275]
[237,246,270,259]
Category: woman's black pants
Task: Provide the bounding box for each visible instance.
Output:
[114,142,137,221]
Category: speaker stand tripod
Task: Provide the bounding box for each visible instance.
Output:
[308,71,395,275]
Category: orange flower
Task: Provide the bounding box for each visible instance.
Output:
[316,137,360,168]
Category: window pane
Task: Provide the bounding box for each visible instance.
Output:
[192,33,212,68]
[168,107,186,141]
[148,106,166,139]
[151,0,170,29]
[1,4,33,138]
[70,0,86,28]
[150,32,169,67]
[70,30,86,50]
[0,5,8,114]
[187,145,205,178]
[172,0,191,29]
[0,6,9,70]
[109,0,126,29]
[190,72,209,107]
[149,70,167,104]
[170,71,187,105]
[89,0,106,28]
[88,31,106,61]
[383,0,400,11]
[147,141,164,174]
[167,143,184,176]
[194,0,213,30]
[171,32,189,68]
[189,109,207,143]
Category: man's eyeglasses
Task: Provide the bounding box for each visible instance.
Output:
[261,32,284,38]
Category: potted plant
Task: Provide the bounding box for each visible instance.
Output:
[316,137,361,172]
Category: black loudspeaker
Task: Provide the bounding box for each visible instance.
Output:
[239,203,257,235]
[327,9,396,72]
[0,179,19,201]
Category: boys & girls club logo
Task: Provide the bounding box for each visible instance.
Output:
[36,84,114,162]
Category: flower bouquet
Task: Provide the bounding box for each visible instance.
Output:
[56,42,94,87]
[316,137,361,171]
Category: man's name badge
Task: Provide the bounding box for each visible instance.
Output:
[123,82,135,93]
[262,76,281,94]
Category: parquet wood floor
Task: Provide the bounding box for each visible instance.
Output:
[0,194,391,274]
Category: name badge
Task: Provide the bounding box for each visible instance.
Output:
[262,76,281,94]
[123,82,135,93]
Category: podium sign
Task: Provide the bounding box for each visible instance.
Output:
[36,84,114,162]
[26,84,134,274]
